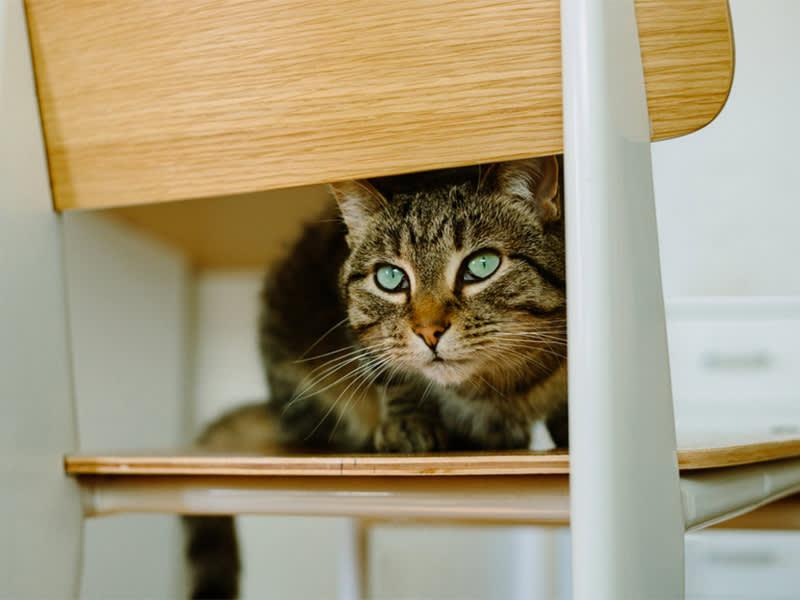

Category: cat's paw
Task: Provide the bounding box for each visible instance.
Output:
[480,418,532,450]
[373,417,447,453]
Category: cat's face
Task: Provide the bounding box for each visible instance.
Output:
[332,158,566,391]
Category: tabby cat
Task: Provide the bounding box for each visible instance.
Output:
[185,156,568,598]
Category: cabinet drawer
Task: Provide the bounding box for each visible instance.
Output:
[668,299,800,414]
[686,531,800,600]
[26,0,733,210]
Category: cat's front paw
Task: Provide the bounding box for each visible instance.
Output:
[374,417,447,453]
[480,417,532,450]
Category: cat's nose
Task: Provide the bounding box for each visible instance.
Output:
[414,321,450,351]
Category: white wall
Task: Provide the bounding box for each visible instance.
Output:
[653,0,800,298]
[192,271,266,429]
[63,213,191,600]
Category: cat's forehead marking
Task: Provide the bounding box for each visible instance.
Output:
[398,200,459,287]
[378,184,507,292]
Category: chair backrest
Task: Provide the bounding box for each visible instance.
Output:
[26,0,733,211]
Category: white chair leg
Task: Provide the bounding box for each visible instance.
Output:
[561,1,685,599]
[338,518,368,600]
[0,2,83,598]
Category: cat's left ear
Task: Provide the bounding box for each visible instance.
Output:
[495,156,561,223]
[328,180,388,242]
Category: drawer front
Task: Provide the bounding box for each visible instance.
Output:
[669,318,800,407]
[26,0,733,210]
[686,531,800,600]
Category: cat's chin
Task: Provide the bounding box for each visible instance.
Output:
[418,359,471,386]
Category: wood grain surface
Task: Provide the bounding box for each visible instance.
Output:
[26,0,733,210]
[717,495,800,530]
[65,435,800,477]
[111,185,331,268]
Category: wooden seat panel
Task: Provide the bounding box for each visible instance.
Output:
[65,434,800,477]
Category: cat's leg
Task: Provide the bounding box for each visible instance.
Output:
[439,396,533,451]
[545,401,570,448]
[373,382,448,452]
[184,402,277,599]
[479,413,533,450]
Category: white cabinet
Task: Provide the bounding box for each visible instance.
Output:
[668,298,800,438]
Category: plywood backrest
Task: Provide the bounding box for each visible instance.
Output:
[26,0,733,210]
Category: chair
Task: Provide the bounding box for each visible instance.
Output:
[6,0,800,598]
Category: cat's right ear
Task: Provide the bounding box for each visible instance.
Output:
[328,180,387,243]
[495,156,561,223]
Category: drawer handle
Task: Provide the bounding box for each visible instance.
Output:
[701,351,772,371]
[707,550,777,566]
[770,424,800,436]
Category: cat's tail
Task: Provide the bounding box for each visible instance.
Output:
[183,402,280,599]
[184,515,240,599]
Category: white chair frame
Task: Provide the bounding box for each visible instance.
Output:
[562,0,684,597]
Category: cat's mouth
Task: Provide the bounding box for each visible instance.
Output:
[420,355,470,385]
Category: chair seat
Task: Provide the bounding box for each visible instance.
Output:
[66,433,800,530]
[65,433,800,477]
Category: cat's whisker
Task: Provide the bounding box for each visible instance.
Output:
[494,331,567,343]
[329,358,395,441]
[418,379,435,407]
[497,329,568,336]
[336,356,392,411]
[380,363,405,399]
[287,344,391,408]
[298,317,351,359]
[293,343,357,364]
[486,353,527,385]
[300,354,390,428]
[290,351,375,403]
[300,340,391,375]
[493,339,567,363]
[299,339,392,378]
[501,326,568,334]
[489,341,554,373]
[296,348,372,382]
[493,336,568,358]
[475,374,505,398]
[507,325,568,333]
[494,336,568,348]
[321,356,393,441]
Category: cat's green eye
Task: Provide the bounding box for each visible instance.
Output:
[463,251,501,282]
[375,264,409,292]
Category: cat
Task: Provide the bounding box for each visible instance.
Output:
[185,156,568,598]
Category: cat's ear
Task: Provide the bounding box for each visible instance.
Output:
[328,180,388,242]
[495,157,561,223]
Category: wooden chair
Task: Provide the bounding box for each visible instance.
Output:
[6,0,800,598]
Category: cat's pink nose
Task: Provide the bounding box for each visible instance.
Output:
[413,321,450,351]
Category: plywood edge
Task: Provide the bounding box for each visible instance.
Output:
[64,436,800,478]
[678,438,800,471]
[717,495,800,530]
[65,450,571,477]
